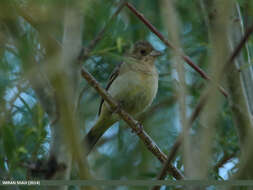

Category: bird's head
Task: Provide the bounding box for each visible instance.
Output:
[129,41,162,62]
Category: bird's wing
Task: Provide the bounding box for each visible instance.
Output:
[98,62,123,115]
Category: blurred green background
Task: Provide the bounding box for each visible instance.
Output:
[1,0,253,189]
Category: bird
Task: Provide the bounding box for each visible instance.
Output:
[83,40,161,155]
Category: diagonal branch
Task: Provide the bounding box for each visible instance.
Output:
[125,2,228,98]
[81,68,183,180]
[214,151,238,172]
[151,6,253,187]
[161,22,253,173]
[225,23,253,71]
[152,93,208,190]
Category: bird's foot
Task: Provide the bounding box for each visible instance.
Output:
[111,101,123,114]
[131,122,144,135]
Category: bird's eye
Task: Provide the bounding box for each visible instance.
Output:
[140,49,147,55]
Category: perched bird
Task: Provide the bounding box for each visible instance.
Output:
[83,41,161,154]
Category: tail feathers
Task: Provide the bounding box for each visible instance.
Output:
[83,118,111,155]
[83,128,104,155]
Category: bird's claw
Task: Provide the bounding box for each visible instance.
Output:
[112,101,123,114]
[112,106,120,114]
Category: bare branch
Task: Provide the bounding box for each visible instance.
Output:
[214,151,238,172]
[151,5,253,186]
[125,2,228,98]
[81,68,183,180]
[152,93,208,190]
[227,24,253,68]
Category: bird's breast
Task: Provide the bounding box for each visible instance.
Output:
[108,69,158,115]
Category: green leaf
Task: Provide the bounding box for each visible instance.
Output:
[17,146,27,154]
[2,124,16,160]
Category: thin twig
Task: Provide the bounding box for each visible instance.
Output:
[151,11,253,189]
[78,0,128,61]
[0,83,28,130]
[81,68,183,180]
[214,151,238,172]
[152,94,208,190]
[125,2,228,98]
[15,4,61,51]
[16,0,127,64]
[96,98,176,150]
[225,23,253,71]
[18,94,33,114]
[162,22,253,177]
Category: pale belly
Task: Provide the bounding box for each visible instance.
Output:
[107,70,158,115]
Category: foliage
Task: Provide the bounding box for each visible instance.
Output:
[1,0,253,190]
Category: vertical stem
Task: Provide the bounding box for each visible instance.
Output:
[197,0,233,178]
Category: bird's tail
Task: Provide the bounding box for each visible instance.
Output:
[83,117,112,155]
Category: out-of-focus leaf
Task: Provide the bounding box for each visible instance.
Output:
[2,124,16,160]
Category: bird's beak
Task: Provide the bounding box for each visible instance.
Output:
[150,50,163,57]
